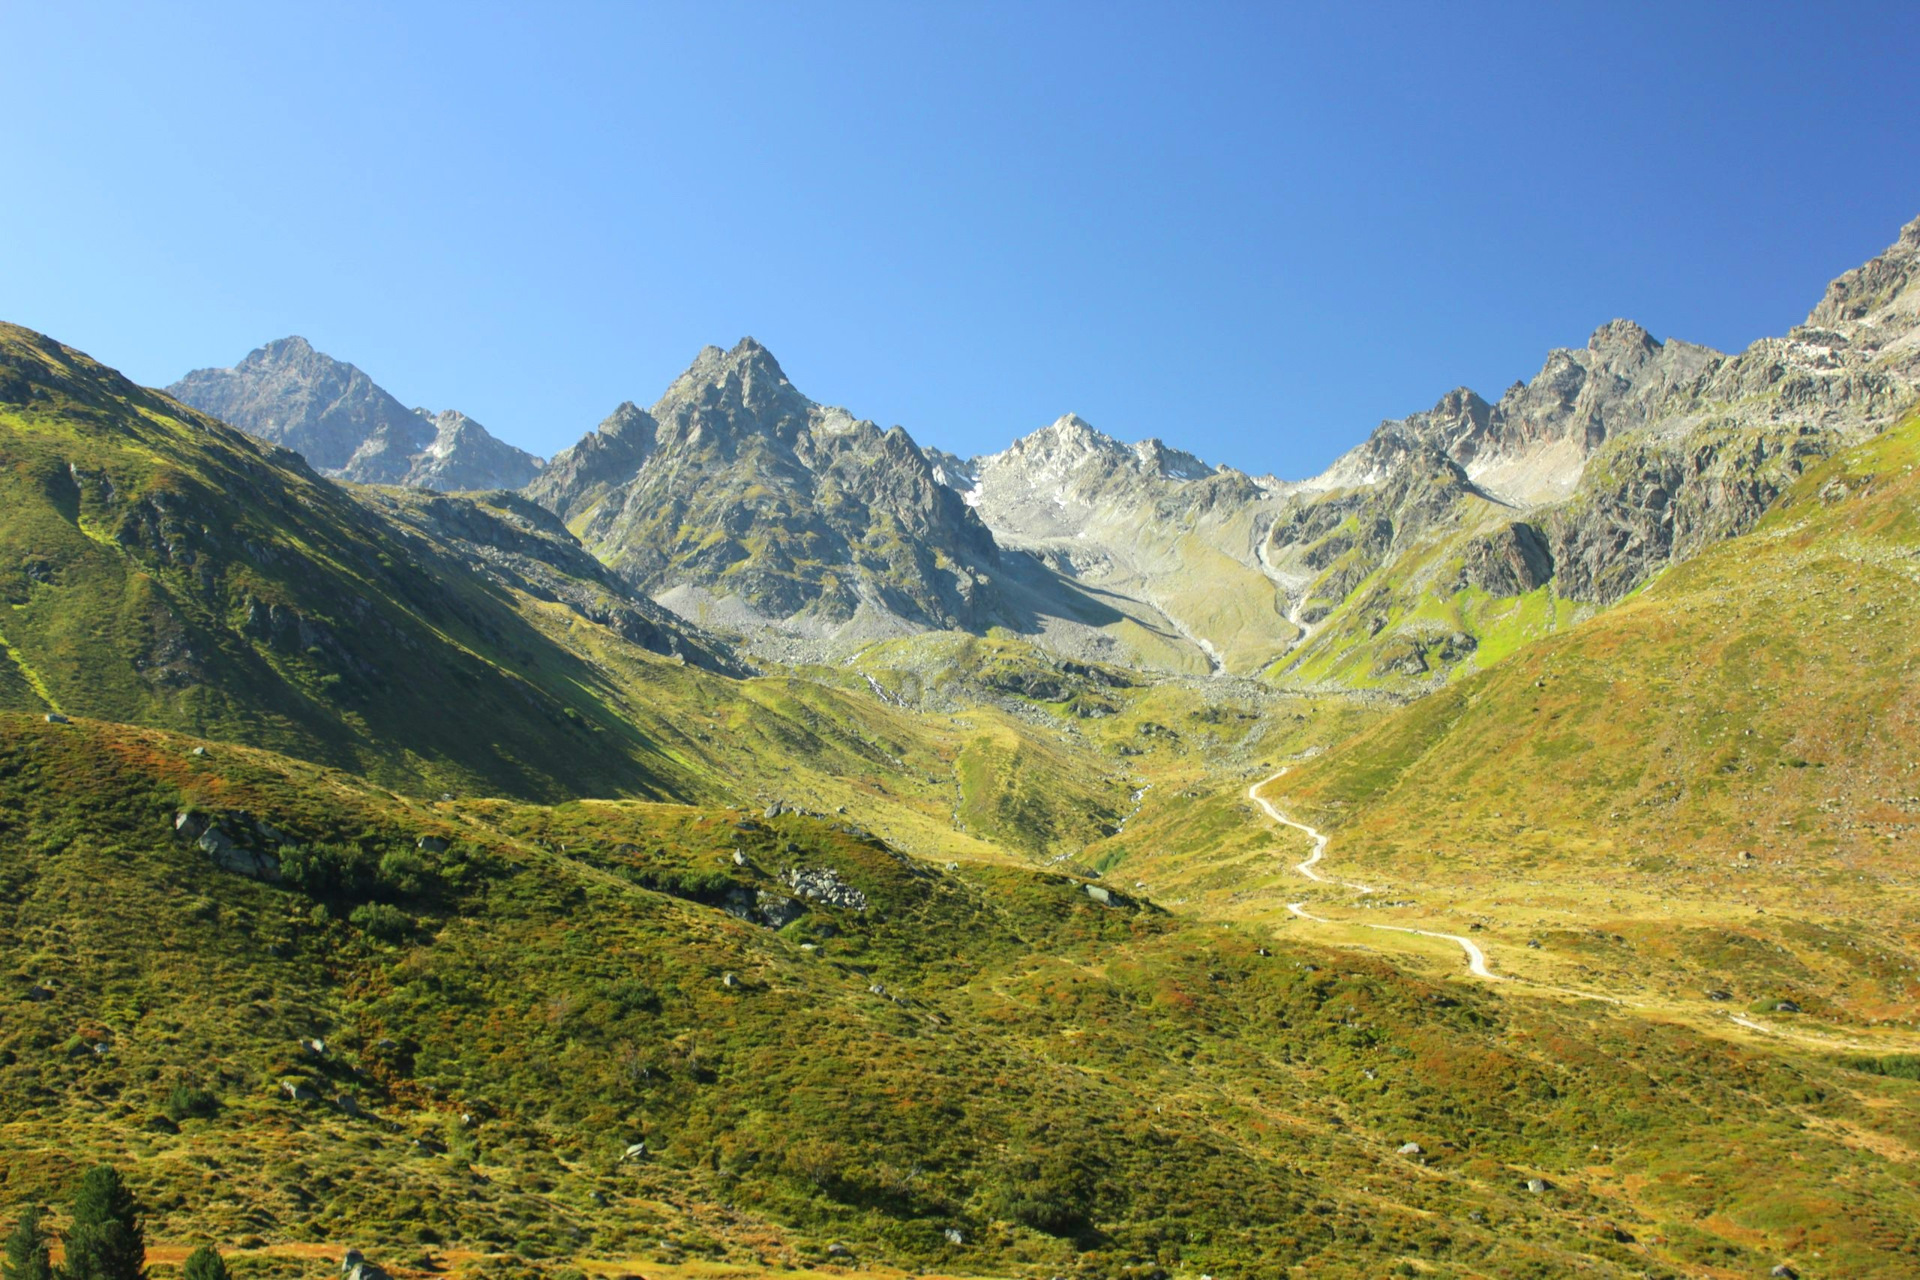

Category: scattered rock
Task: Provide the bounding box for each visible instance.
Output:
[43,712,69,724]
[721,972,739,988]
[1770,1266,1798,1279]
[732,849,749,866]
[622,1141,647,1161]
[1524,1178,1550,1194]
[869,983,887,997]
[190,746,207,757]
[23,985,53,1002]
[280,1078,318,1102]
[1398,1142,1422,1155]
[782,866,869,911]
[1705,989,1732,1002]
[826,1244,851,1257]
[416,836,449,854]
[340,1249,388,1280]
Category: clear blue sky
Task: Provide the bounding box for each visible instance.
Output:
[4,2,1917,477]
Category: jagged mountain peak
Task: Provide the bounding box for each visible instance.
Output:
[651,337,812,444]
[1586,318,1662,360]
[999,412,1124,462]
[1131,436,1213,480]
[1808,213,1920,328]
[168,339,541,490]
[244,334,319,363]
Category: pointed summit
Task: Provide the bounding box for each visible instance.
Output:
[168,337,539,487]
[651,337,813,447]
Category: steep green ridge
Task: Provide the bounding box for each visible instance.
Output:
[8,716,1920,1279]
[1272,408,1920,1018]
[0,323,692,800]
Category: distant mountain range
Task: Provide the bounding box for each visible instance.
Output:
[165,215,1920,685]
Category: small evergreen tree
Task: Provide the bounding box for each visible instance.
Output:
[62,1166,145,1280]
[181,1245,229,1280]
[2,1206,55,1280]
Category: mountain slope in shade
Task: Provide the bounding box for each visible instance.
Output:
[168,337,544,490]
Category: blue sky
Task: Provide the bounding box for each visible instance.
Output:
[4,1,1917,477]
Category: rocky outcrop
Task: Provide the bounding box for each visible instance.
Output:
[1545,422,1835,604]
[168,338,542,490]
[1456,523,1554,597]
[173,809,284,882]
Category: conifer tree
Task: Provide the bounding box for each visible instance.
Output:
[2,1206,55,1280]
[62,1167,145,1280]
[181,1245,229,1280]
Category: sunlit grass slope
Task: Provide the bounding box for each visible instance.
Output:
[1274,409,1920,1021]
[8,715,1920,1279]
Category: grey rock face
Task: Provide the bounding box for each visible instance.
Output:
[530,339,1002,639]
[1456,522,1554,597]
[168,338,542,490]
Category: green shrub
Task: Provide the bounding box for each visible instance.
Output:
[349,902,413,943]
[279,841,375,899]
[1839,1054,1920,1081]
[377,849,429,899]
[163,1084,219,1122]
[181,1246,229,1280]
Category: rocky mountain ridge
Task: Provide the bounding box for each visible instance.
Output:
[529,338,1007,644]
[166,215,1920,683]
[168,337,544,491]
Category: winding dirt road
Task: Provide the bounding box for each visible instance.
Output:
[1250,770,1498,980]
[1246,771,1917,1048]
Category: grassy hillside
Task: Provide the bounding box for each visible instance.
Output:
[9,715,1920,1279]
[1267,408,1920,1023]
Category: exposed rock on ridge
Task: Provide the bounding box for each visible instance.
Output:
[531,339,1005,643]
[168,338,544,491]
